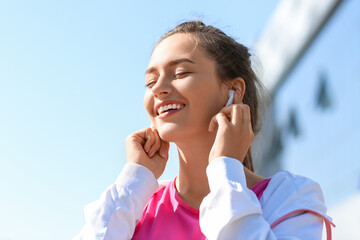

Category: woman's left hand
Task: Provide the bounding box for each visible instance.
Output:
[208,90,254,164]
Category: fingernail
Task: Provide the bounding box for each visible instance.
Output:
[149,150,155,158]
[235,89,241,97]
[145,144,150,152]
[160,148,167,158]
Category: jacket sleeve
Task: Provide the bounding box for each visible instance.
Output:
[199,157,326,240]
[73,162,159,240]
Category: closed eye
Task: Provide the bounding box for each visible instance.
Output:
[145,81,156,88]
[145,72,192,88]
[175,72,191,78]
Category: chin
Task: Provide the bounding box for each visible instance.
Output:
[157,122,209,143]
[156,124,182,142]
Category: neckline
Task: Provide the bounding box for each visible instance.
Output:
[171,176,271,214]
[172,177,200,214]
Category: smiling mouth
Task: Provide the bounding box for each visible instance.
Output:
[156,104,186,116]
[156,105,185,119]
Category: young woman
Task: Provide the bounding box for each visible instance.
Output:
[74,21,334,240]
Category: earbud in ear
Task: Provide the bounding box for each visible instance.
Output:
[225,89,235,107]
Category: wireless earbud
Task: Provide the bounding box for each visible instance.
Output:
[225,89,235,107]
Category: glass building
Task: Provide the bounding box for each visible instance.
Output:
[255,0,360,238]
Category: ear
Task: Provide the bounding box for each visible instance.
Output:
[230,77,246,101]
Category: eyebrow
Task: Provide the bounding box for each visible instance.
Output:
[145,58,196,75]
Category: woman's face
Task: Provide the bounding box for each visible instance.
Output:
[144,33,229,142]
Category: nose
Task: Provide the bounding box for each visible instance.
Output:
[151,75,172,98]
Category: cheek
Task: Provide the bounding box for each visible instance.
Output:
[143,92,155,117]
[144,96,157,127]
[188,89,222,122]
[206,94,229,123]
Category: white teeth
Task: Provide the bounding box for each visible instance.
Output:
[158,104,184,115]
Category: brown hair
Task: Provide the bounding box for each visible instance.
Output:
[156,21,267,172]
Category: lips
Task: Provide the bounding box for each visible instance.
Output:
[156,107,184,119]
[154,100,186,116]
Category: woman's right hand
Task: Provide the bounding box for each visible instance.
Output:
[125,127,170,179]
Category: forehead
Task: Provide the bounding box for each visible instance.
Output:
[148,33,206,69]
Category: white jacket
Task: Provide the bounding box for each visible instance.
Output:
[73,157,334,240]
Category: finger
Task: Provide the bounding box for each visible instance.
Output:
[209,111,227,132]
[209,106,234,132]
[211,112,230,132]
[218,111,231,124]
[148,128,161,157]
[242,104,252,128]
[229,90,243,125]
[232,104,242,125]
[144,127,155,153]
[159,139,170,158]
[208,114,218,132]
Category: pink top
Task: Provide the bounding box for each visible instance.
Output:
[132,177,271,240]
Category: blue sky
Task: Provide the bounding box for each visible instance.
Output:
[0,1,279,239]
